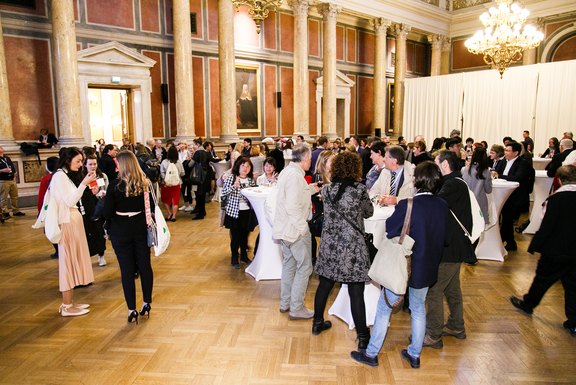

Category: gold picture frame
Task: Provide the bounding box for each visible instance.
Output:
[235,64,261,133]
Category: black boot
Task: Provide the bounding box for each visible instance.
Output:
[357,330,371,352]
[312,318,332,335]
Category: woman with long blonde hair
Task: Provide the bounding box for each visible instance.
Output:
[103,151,154,324]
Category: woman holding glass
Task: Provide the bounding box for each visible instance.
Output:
[103,151,154,324]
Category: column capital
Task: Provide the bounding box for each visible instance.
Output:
[288,0,309,16]
[371,18,391,34]
[392,23,411,39]
[441,38,452,52]
[427,34,447,50]
[317,2,341,21]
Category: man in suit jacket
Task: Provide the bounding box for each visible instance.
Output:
[494,141,534,251]
[423,150,475,349]
[510,165,576,336]
[370,145,415,206]
[98,144,118,182]
[546,139,573,178]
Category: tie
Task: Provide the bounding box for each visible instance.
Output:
[390,171,397,196]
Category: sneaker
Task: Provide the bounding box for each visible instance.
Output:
[442,326,467,339]
[98,256,107,266]
[178,205,187,211]
[184,206,193,212]
[422,334,443,349]
[13,211,25,217]
[288,307,314,320]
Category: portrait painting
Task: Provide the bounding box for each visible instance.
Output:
[235,66,260,131]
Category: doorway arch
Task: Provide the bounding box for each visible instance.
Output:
[77,41,156,145]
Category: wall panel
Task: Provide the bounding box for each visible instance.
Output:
[357,76,374,135]
[142,50,164,137]
[279,67,294,136]
[264,65,277,136]
[279,13,294,53]
[309,70,320,137]
[141,0,160,33]
[193,56,206,137]
[308,19,320,57]
[209,58,220,136]
[263,11,277,50]
[346,28,356,63]
[86,0,134,29]
[336,25,344,61]
[358,30,374,65]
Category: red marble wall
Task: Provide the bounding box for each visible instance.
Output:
[553,35,576,62]
[86,0,134,29]
[279,67,294,136]
[308,19,320,57]
[347,28,357,63]
[206,0,218,42]
[309,70,319,137]
[5,37,55,141]
[358,30,375,65]
[0,0,47,16]
[452,39,488,70]
[192,56,206,137]
[357,76,374,135]
[279,13,294,53]
[347,74,357,135]
[142,50,164,138]
[336,25,344,61]
[264,65,277,137]
[263,11,277,50]
[141,0,160,33]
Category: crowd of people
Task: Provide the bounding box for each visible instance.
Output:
[13,128,576,368]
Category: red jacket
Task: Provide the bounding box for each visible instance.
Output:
[37,173,53,213]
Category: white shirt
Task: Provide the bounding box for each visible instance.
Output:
[503,156,518,176]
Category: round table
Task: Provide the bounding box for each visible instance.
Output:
[523,170,553,234]
[241,186,283,281]
[327,205,395,329]
[532,157,552,171]
[475,179,519,262]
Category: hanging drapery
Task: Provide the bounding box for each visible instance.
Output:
[533,60,576,155]
[403,73,463,144]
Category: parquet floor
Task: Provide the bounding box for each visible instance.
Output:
[0,202,574,385]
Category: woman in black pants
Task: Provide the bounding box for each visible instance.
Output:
[221,156,257,269]
[103,151,153,324]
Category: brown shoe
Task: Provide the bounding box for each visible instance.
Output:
[442,326,467,339]
[422,334,443,349]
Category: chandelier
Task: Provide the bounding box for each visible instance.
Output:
[232,0,283,34]
[465,0,544,78]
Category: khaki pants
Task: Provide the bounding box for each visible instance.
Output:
[0,179,19,214]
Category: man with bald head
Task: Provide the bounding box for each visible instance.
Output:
[546,139,573,177]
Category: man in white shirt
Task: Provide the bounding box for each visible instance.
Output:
[370,145,415,206]
[273,144,319,320]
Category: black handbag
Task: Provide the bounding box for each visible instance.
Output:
[308,211,324,237]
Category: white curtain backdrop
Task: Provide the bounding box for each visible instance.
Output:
[403,73,463,145]
[533,60,576,155]
[461,65,539,148]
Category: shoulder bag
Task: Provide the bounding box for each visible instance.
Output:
[325,190,378,262]
[144,183,171,256]
[368,198,414,310]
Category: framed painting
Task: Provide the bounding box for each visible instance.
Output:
[235,65,260,132]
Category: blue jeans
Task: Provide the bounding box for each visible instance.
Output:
[366,286,429,358]
[280,231,313,312]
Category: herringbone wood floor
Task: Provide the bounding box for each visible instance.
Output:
[0,203,574,385]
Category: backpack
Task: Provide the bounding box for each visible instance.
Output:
[188,160,206,185]
[164,162,180,186]
[139,155,160,183]
[20,142,41,164]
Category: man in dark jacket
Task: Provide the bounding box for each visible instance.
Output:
[424,150,475,349]
[545,138,573,178]
[98,144,118,181]
[190,138,218,220]
[510,165,576,336]
[494,141,534,251]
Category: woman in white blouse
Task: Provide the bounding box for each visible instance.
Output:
[51,147,97,317]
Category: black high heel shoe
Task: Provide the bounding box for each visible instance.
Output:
[128,310,139,324]
[140,303,151,318]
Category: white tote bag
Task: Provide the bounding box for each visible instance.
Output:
[32,188,62,244]
[150,184,170,257]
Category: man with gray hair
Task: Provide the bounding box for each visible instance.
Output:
[370,145,415,206]
[546,138,573,178]
[273,143,319,320]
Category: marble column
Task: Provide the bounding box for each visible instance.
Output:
[440,38,451,75]
[428,34,444,76]
[0,13,16,149]
[218,0,238,143]
[392,23,411,135]
[372,18,390,135]
[318,2,340,139]
[173,0,195,141]
[51,0,84,146]
[289,0,310,139]
[523,48,537,65]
